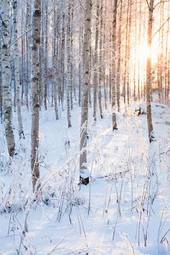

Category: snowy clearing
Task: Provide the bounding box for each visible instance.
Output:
[0,102,170,255]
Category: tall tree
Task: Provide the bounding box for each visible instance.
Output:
[43,0,48,110]
[66,0,72,128]
[25,0,32,109]
[93,1,100,121]
[1,0,15,157]
[52,0,59,120]
[12,0,25,139]
[0,26,2,122]
[98,0,104,119]
[31,0,41,190]
[116,0,122,112]
[112,0,118,130]
[146,0,154,142]
[80,0,92,185]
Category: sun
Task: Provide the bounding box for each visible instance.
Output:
[135,40,160,65]
[131,38,161,84]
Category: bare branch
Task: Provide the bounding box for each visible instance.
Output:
[145,0,151,10]
[152,16,170,39]
[154,0,170,10]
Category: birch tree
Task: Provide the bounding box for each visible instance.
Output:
[93,1,100,121]
[112,0,118,130]
[98,0,104,119]
[31,0,41,190]
[66,0,72,128]
[0,30,2,122]
[25,0,32,109]
[52,0,59,120]
[43,0,48,110]
[116,0,122,112]
[146,0,154,142]
[12,0,25,139]
[80,0,92,185]
[1,0,15,157]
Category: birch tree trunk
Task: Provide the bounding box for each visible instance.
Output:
[60,11,65,110]
[146,0,154,142]
[21,9,26,106]
[0,34,2,122]
[13,0,25,139]
[116,0,122,112]
[137,0,142,100]
[25,0,32,109]
[123,1,129,105]
[1,0,15,157]
[31,0,41,191]
[126,0,132,105]
[66,1,72,128]
[80,0,92,185]
[78,25,83,107]
[52,0,59,120]
[165,15,170,103]
[44,1,48,110]
[112,0,118,130]
[98,0,104,119]
[70,0,74,110]
[93,1,100,121]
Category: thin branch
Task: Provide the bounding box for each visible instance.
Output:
[154,0,170,10]
[145,0,151,10]
[152,16,170,39]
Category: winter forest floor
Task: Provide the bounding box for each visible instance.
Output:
[0,100,170,255]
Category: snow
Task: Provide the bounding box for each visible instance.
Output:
[0,102,170,255]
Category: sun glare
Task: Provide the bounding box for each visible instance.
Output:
[135,40,160,65]
[131,39,161,84]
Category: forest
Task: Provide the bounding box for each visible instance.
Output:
[0,0,170,254]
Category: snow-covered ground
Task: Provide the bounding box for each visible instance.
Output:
[0,101,170,255]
